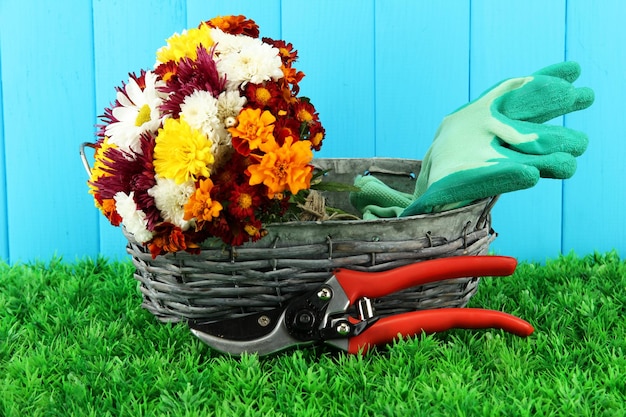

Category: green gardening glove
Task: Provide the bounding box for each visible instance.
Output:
[350,61,595,218]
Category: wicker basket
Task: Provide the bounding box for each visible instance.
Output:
[125,158,498,323]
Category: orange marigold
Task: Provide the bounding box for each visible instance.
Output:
[99,197,122,226]
[281,66,305,88]
[184,178,223,223]
[229,108,276,156]
[247,136,313,198]
[147,223,198,259]
[206,15,260,37]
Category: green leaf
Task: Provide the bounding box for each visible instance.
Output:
[310,181,361,193]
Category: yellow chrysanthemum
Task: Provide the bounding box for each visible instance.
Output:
[156,23,214,64]
[154,117,215,184]
[248,137,313,198]
[88,137,117,196]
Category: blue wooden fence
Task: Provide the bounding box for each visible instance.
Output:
[1,0,624,264]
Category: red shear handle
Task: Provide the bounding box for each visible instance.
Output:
[347,308,534,354]
[334,256,517,304]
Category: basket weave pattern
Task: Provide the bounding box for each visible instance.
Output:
[126,159,498,323]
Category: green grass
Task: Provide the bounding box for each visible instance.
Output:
[1,252,625,416]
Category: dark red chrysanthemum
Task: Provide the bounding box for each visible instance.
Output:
[159,45,226,117]
[89,132,161,229]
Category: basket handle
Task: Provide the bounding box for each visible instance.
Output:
[476,194,500,230]
[79,142,97,177]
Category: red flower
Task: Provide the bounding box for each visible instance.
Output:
[308,121,326,151]
[293,100,319,125]
[273,117,302,146]
[244,82,283,112]
[228,182,262,219]
[154,61,179,83]
[263,38,299,66]
[243,218,265,242]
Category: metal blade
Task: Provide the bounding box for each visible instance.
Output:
[188,309,306,356]
[190,309,284,341]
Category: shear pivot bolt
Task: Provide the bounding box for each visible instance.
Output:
[317,287,332,301]
[292,310,316,331]
[336,322,351,336]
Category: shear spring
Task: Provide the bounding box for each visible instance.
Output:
[357,297,375,321]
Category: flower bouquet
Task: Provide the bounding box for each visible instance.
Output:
[88,15,326,258]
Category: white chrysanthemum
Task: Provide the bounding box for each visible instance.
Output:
[212,29,283,90]
[114,191,153,243]
[217,90,247,123]
[106,71,166,154]
[180,90,221,141]
[147,177,195,231]
[214,90,247,145]
[210,28,249,56]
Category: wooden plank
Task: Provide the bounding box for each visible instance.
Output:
[0,1,97,263]
[92,0,187,259]
[281,0,376,158]
[563,0,626,255]
[374,0,471,159]
[0,46,7,261]
[469,0,567,261]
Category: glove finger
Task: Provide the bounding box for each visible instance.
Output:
[401,163,540,216]
[497,120,589,157]
[523,85,594,123]
[494,148,579,179]
[570,86,595,113]
[349,175,413,214]
[532,61,581,83]
[362,205,405,219]
[362,210,380,221]
[496,75,593,123]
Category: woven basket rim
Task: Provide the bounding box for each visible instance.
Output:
[260,197,493,228]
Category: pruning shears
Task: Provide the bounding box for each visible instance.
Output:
[189,256,533,355]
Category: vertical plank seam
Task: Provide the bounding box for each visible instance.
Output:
[0,48,9,261]
[561,0,569,255]
[89,0,101,256]
[182,0,189,28]
[372,0,377,156]
[468,0,473,101]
